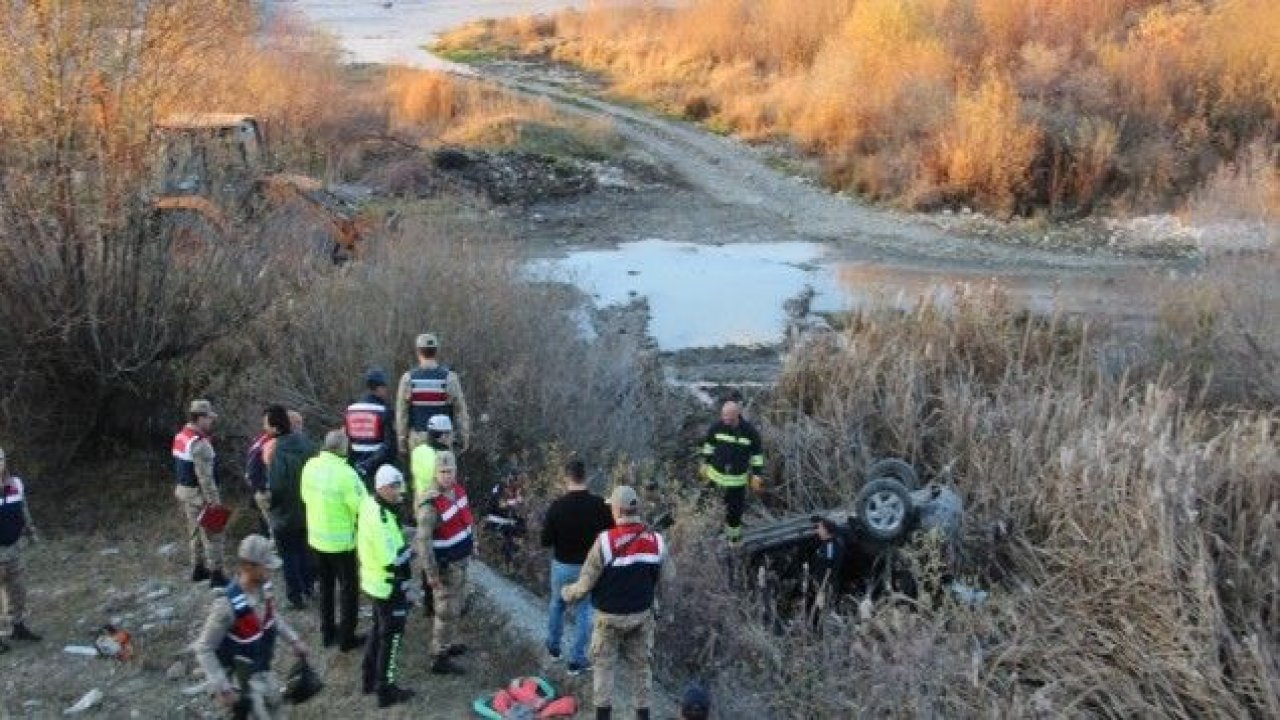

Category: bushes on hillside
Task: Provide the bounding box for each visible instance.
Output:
[440,0,1280,217]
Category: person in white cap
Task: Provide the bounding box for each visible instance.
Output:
[395,332,471,457]
[562,486,674,720]
[415,450,473,675]
[410,414,453,510]
[173,399,227,587]
[358,465,416,708]
[191,534,308,719]
[0,446,41,651]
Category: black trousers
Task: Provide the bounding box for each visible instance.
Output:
[723,485,746,530]
[275,529,314,602]
[313,549,358,643]
[362,592,408,692]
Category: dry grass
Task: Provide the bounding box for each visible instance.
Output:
[439,0,1280,217]
[641,286,1279,718]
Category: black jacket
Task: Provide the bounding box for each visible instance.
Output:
[267,431,316,535]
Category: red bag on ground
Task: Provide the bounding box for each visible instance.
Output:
[197,503,231,533]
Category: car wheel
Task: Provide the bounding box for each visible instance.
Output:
[867,458,920,490]
[855,477,913,542]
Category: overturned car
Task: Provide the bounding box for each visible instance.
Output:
[738,459,967,614]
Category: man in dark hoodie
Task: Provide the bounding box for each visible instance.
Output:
[265,404,317,609]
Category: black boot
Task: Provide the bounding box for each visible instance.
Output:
[191,564,210,583]
[340,633,367,653]
[377,685,415,708]
[635,709,650,720]
[596,707,612,720]
[446,643,467,657]
[209,569,229,588]
[10,624,40,642]
[430,653,466,675]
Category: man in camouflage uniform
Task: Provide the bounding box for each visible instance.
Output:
[562,486,673,720]
[414,451,472,675]
[173,399,227,587]
[395,333,472,458]
[1,446,41,652]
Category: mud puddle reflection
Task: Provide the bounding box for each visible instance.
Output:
[533,239,1150,351]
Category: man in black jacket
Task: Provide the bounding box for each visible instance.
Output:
[699,399,764,544]
[266,404,317,609]
[540,458,613,675]
[344,368,397,492]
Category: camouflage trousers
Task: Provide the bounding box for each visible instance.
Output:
[589,611,655,711]
[240,672,286,720]
[175,485,224,571]
[430,560,467,656]
[0,551,27,631]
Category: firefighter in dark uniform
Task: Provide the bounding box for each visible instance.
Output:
[344,367,397,492]
[191,534,308,719]
[699,399,765,543]
[395,333,471,458]
[809,515,846,616]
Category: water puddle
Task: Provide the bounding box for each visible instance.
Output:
[534,239,1150,350]
[268,0,588,67]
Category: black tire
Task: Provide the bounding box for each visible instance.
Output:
[855,477,913,543]
[867,458,920,490]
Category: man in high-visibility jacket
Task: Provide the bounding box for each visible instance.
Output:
[409,414,453,510]
[357,465,415,709]
[699,399,764,544]
[300,429,366,652]
[415,450,472,675]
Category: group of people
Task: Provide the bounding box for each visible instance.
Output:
[169,331,742,717]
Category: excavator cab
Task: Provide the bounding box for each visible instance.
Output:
[151,113,362,261]
[153,114,265,201]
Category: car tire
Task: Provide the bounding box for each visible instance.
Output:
[867,458,920,490]
[855,477,913,543]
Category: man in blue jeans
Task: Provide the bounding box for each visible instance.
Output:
[540,458,613,675]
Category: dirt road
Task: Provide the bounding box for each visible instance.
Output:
[475,61,1189,274]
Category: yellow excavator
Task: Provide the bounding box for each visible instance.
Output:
[151,113,364,261]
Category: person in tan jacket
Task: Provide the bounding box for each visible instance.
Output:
[414,450,472,675]
[172,399,227,587]
[396,333,471,458]
[562,486,673,720]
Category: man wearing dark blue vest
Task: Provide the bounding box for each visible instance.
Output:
[344,367,397,492]
[191,534,309,718]
[1,446,41,652]
[562,486,674,720]
[173,399,228,587]
[395,333,471,459]
[414,450,472,675]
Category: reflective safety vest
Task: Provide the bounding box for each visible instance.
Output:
[430,485,474,565]
[0,477,27,547]
[408,365,451,431]
[172,425,214,488]
[410,443,440,509]
[590,524,665,615]
[344,399,389,455]
[300,452,365,553]
[215,582,278,675]
[357,495,410,600]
